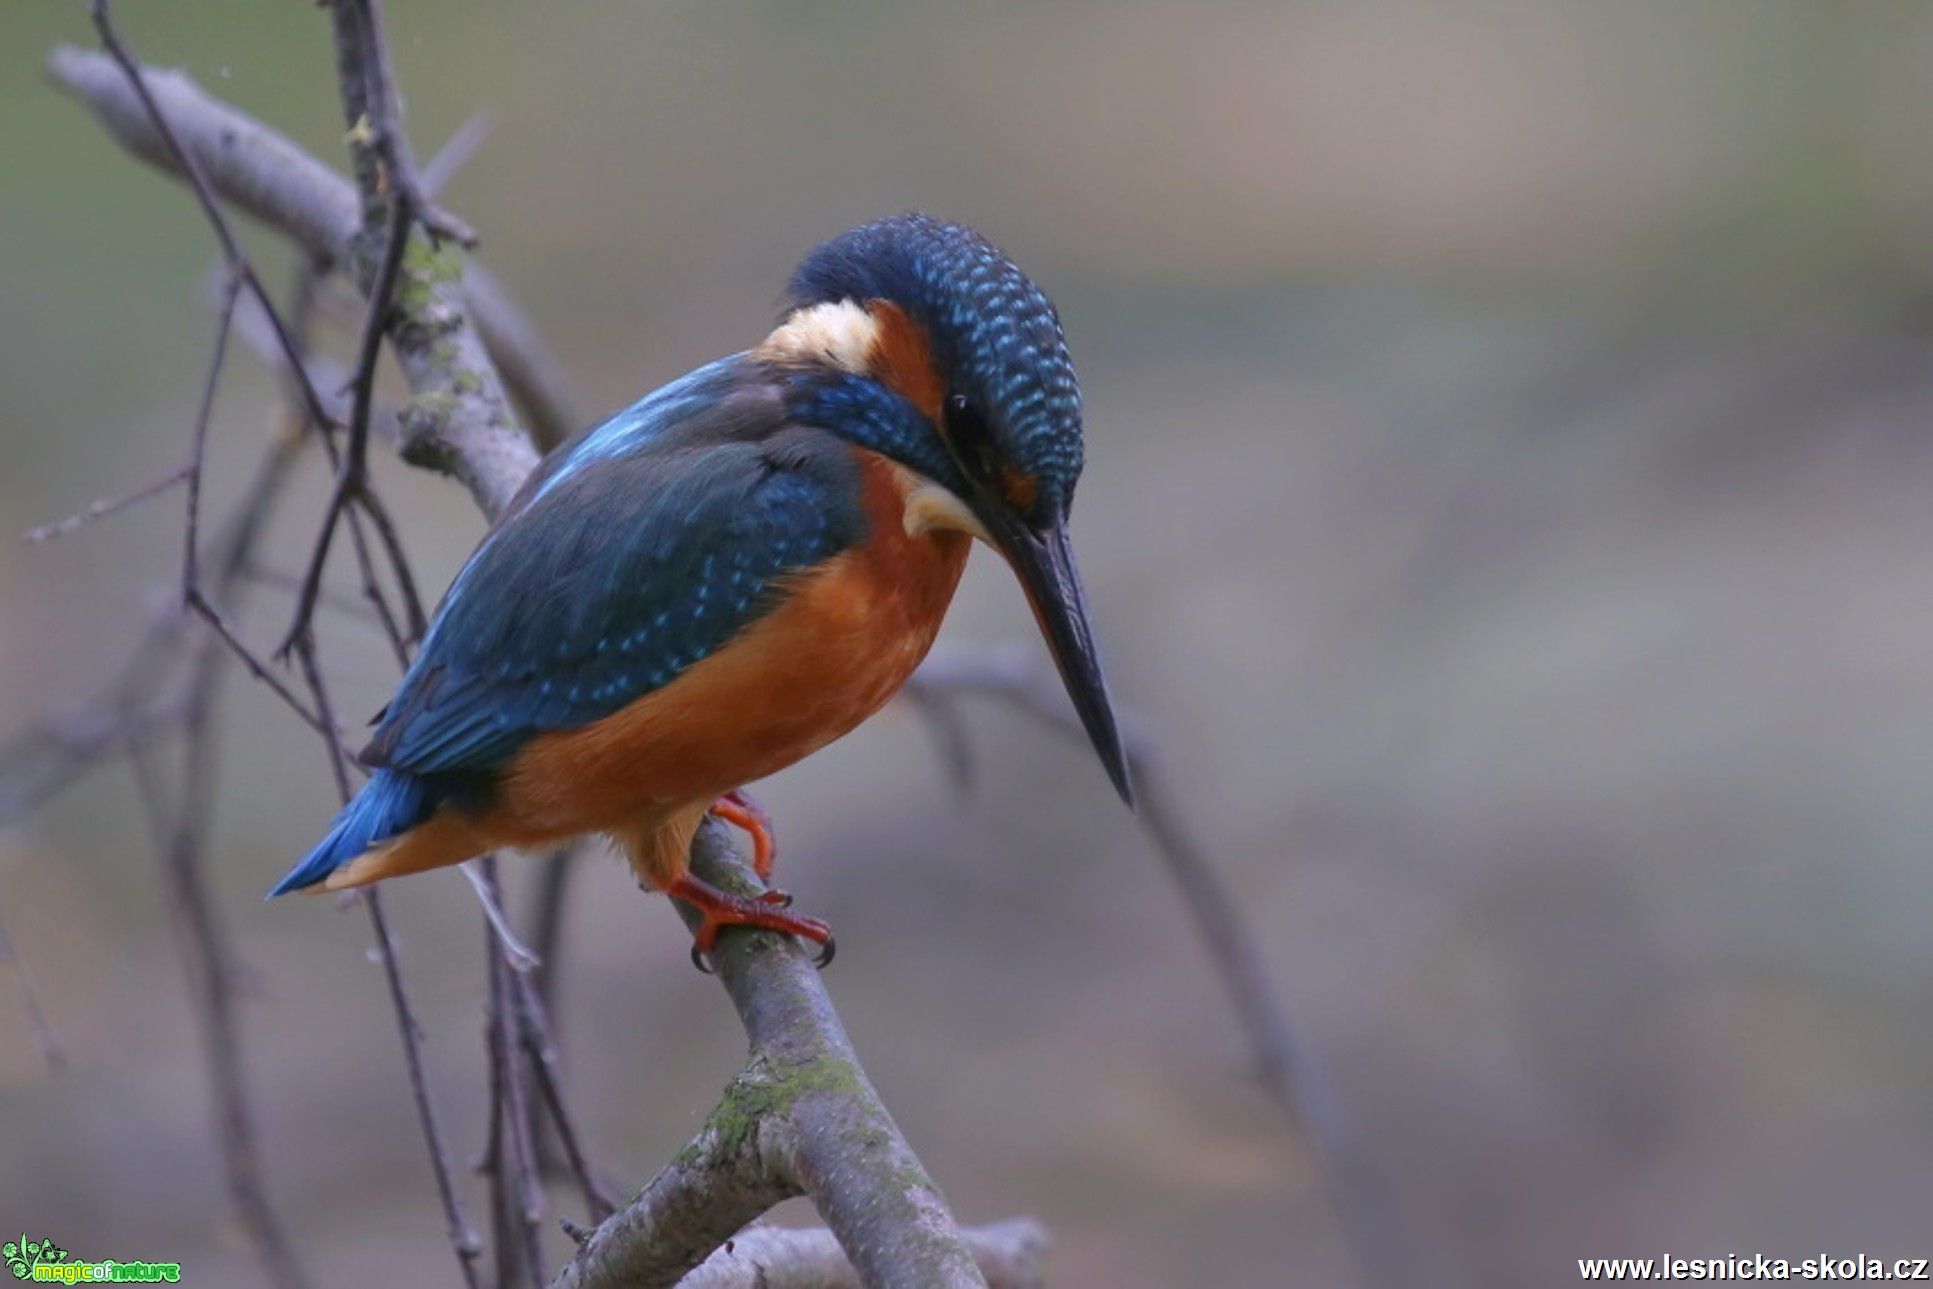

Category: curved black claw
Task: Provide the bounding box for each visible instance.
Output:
[690,943,715,975]
[812,935,836,970]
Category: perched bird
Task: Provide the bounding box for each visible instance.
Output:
[271,213,1131,962]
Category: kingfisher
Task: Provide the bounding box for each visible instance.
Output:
[271,213,1131,964]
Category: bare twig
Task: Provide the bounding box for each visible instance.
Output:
[462,860,543,973]
[486,991,547,1289]
[319,15,554,1285]
[181,269,240,597]
[910,653,1292,1087]
[422,112,494,200]
[510,966,617,1222]
[463,870,616,1236]
[906,650,1428,1289]
[276,191,413,660]
[233,293,406,452]
[336,0,476,248]
[0,901,66,1073]
[368,888,488,1288]
[350,490,429,645]
[24,465,193,545]
[184,590,328,731]
[517,844,621,1215]
[483,857,551,1289]
[525,846,583,1017]
[18,38,485,1284]
[273,0,459,665]
[85,1,337,443]
[260,254,429,664]
[287,532,475,1281]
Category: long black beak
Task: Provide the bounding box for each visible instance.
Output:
[987,513,1135,807]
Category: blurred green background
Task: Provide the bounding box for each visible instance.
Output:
[8,1,1933,1285]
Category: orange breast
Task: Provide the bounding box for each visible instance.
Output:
[488,448,970,842]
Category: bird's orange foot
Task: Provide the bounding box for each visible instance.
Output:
[664,869,834,973]
[709,788,778,882]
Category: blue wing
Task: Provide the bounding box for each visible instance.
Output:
[360,356,866,778]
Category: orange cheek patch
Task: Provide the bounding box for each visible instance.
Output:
[866,300,945,424]
[996,466,1039,514]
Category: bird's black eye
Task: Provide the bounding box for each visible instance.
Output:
[943,392,1000,480]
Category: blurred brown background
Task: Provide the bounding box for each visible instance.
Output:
[7,2,1933,1285]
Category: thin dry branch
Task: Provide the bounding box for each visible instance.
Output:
[276,0,453,662]
[275,192,413,660]
[463,854,618,1222]
[83,2,336,443]
[481,859,552,1289]
[906,651,1428,1289]
[512,964,618,1223]
[368,888,487,1288]
[334,0,476,249]
[0,903,65,1073]
[421,111,494,200]
[23,464,193,545]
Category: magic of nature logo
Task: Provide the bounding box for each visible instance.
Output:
[4,1235,180,1283]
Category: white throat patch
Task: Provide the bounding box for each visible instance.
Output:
[891,465,993,544]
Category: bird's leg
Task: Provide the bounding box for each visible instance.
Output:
[664,869,835,973]
[708,788,778,882]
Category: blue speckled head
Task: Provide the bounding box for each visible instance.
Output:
[785,213,1084,524]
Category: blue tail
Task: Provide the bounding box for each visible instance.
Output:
[269,771,434,897]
